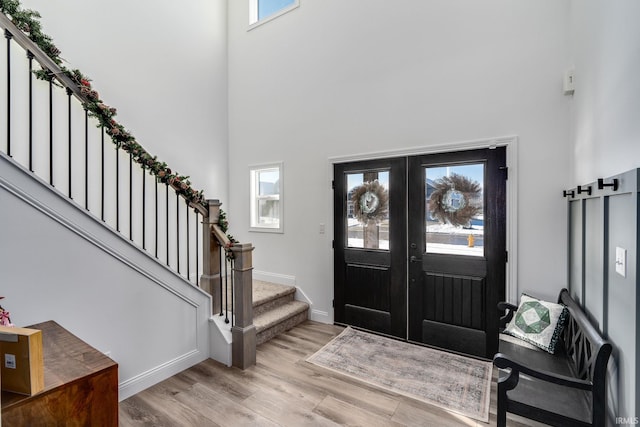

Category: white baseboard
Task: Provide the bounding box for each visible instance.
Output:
[310,309,332,324]
[294,283,332,323]
[253,270,296,286]
[294,284,312,305]
[118,349,208,401]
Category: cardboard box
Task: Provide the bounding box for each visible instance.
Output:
[0,326,44,396]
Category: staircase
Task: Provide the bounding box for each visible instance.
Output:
[253,281,309,345]
[1,1,259,386]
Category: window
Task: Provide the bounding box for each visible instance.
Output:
[250,163,283,233]
[249,0,299,27]
[345,170,390,250]
[425,163,485,257]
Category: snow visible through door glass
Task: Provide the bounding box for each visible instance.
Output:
[425,164,484,256]
[346,170,390,250]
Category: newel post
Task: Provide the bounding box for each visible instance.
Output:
[230,243,256,369]
[201,199,222,313]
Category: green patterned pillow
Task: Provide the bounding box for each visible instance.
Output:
[504,294,569,354]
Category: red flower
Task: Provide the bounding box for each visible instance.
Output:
[80,79,90,87]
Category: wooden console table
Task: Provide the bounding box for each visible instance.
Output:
[1,320,118,426]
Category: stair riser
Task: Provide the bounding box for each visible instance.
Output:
[256,310,308,346]
[253,292,295,317]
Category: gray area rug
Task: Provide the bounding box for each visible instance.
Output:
[306,327,492,422]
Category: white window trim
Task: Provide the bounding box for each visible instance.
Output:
[249,162,284,233]
[249,0,300,31]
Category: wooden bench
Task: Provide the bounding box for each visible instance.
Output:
[493,289,612,427]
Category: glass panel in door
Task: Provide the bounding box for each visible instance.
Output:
[345,170,390,250]
[425,164,484,256]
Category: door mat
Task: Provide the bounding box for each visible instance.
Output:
[306,327,492,422]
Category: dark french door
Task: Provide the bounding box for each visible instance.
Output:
[333,158,407,339]
[334,147,506,358]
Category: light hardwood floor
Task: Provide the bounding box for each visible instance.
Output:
[119,321,545,426]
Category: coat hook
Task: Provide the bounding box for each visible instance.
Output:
[597,178,619,191]
[577,185,592,196]
[563,190,575,198]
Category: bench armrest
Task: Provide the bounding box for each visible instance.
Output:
[493,353,592,391]
[497,301,518,329]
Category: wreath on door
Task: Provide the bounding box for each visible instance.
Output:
[351,180,389,223]
[429,173,481,227]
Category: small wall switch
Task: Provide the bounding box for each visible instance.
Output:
[563,68,575,95]
[615,247,626,277]
[5,353,16,369]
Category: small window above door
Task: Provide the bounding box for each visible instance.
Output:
[249,0,300,28]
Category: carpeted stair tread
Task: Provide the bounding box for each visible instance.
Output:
[254,300,309,332]
[224,280,309,345]
[223,280,294,310]
[252,280,296,307]
[255,300,309,345]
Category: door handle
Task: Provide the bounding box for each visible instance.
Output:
[410,256,420,263]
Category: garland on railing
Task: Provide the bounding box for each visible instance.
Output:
[0,0,206,210]
[217,209,234,241]
[218,209,238,259]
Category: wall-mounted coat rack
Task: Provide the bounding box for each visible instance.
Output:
[597,178,619,191]
[577,185,592,196]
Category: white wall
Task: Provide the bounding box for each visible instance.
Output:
[227,0,572,319]
[22,0,229,204]
[569,0,640,185]
[0,154,212,400]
